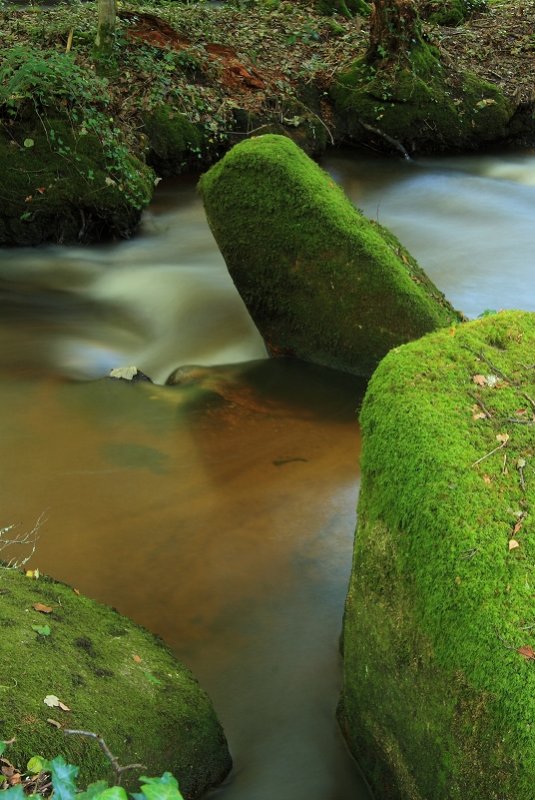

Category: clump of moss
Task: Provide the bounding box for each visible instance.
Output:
[339,310,535,799]
[422,0,487,26]
[199,134,461,377]
[331,42,513,153]
[316,0,371,17]
[0,568,231,797]
[143,105,205,177]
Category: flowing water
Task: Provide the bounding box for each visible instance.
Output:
[1,149,535,800]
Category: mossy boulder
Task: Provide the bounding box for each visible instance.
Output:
[0,568,231,797]
[199,134,461,378]
[0,114,153,246]
[331,45,514,154]
[339,310,535,799]
[143,105,205,177]
[422,0,487,26]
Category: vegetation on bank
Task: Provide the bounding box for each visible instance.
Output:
[1,0,535,242]
[340,310,535,799]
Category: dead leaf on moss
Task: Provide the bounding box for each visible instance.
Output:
[517,645,535,660]
[43,695,70,712]
[32,603,52,614]
[46,718,62,729]
[509,539,520,550]
[472,374,487,386]
[132,654,142,664]
[496,433,510,443]
[483,474,492,484]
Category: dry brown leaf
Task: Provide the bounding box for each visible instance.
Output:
[46,718,62,729]
[509,539,520,551]
[73,588,80,596]
[513,518,524,535]
[58,702,71,712]
[517,645,535,660]
[483,474,492,484]
[32,603,52,614]
[472,374,487,386]
[132,654,142,664]
[496,433,510,443]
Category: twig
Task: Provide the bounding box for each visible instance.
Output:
[360,121,411,160]
[0,737,16,745]
[63,730,145,785]
[468,391,493,418]
[476,349,516,385]
[471,438,508,467]
[522,392,535,410]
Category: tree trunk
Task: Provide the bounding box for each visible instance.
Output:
[95,0,117,58]
[367,0,422,64]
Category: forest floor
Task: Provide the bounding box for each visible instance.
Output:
[1,0,535,158]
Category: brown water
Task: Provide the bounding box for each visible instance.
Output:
[2,149,535,800]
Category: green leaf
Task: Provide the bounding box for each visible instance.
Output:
[50,755,79,800]
[23,138,34,148]
[2,785,25,800]
[32,624,51,636]
[143,671,162,686]
[76,780,109,800]
[27,755,47,774]
[94,787,128,800]
[0,742,6,756]
[139,773,184,800]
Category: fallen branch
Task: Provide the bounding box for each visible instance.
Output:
[63,730,145,785]
[360,121,411,160]
[471,437,509,467]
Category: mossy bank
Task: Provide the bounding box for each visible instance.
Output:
[0,568,231,798]
[339,310,535,799]
[200,134,461,377]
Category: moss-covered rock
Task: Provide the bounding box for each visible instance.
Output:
[199,134,461,377]
[339,310,535,799]
[316,0,371,17]
[143,105,205,177]
[0,568,231,797]
[422,0,487,26]
[0,114,153,246]
[331,44,514,154]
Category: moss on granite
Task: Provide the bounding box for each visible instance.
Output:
[143,105,205,177]
[331,45,513,154]
[0,568,231,798]
[339,310,535,799]
[199,134,461,377]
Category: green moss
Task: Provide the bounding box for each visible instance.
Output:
[340,311,535,799]
[0,568,231,798]
[316,0,371,17]
[424,0,487,26]
[143,105,205,177]
[0,114,153,246]
[331,47,513,153]
[199,134,461,377]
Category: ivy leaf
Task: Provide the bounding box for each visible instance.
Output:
[0,742,6,756]
[76,780,110,800]
[94,787,128,800]
[139,773,184,800]
[32,624,51,636]
[49,755,79,800]
[27,755,48,774]
[1,785,25,800]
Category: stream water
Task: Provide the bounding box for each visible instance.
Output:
[1,149,535,800]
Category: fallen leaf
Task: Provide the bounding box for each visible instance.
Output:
[46,719,62,729]
[517,645,535,660]
[483,474,492,484]
[32,624,51,636]
[33,603,52,614]
[25,569,40,579]
[472,374,487,386]
[58,701,71,712]
[73,588,80,596]
[132,654,142,664]
[473,411,487,420]
[513,518,524,535]
[496,433,510,443]
[517,458,526,469]
[486,374,499,387]
[43,695,60,708]
[509,539,520,550]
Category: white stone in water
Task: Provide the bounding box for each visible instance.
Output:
[109,365,139,380]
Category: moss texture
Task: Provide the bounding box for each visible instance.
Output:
[0,114,153,246]
[0,568,231,798]
[331,46,514,154]
[199,134,461,378]
[143,106,205,177]
[339,310,535,799]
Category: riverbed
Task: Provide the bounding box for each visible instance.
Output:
[1,148,534,800]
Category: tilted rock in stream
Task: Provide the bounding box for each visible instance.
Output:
[339,310,535,799]
[199,134,462,378]
[0,568,231,797]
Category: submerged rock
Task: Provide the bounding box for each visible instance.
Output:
[199,134,461,378]
[0,568,231,797]
[339,310,535,799]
